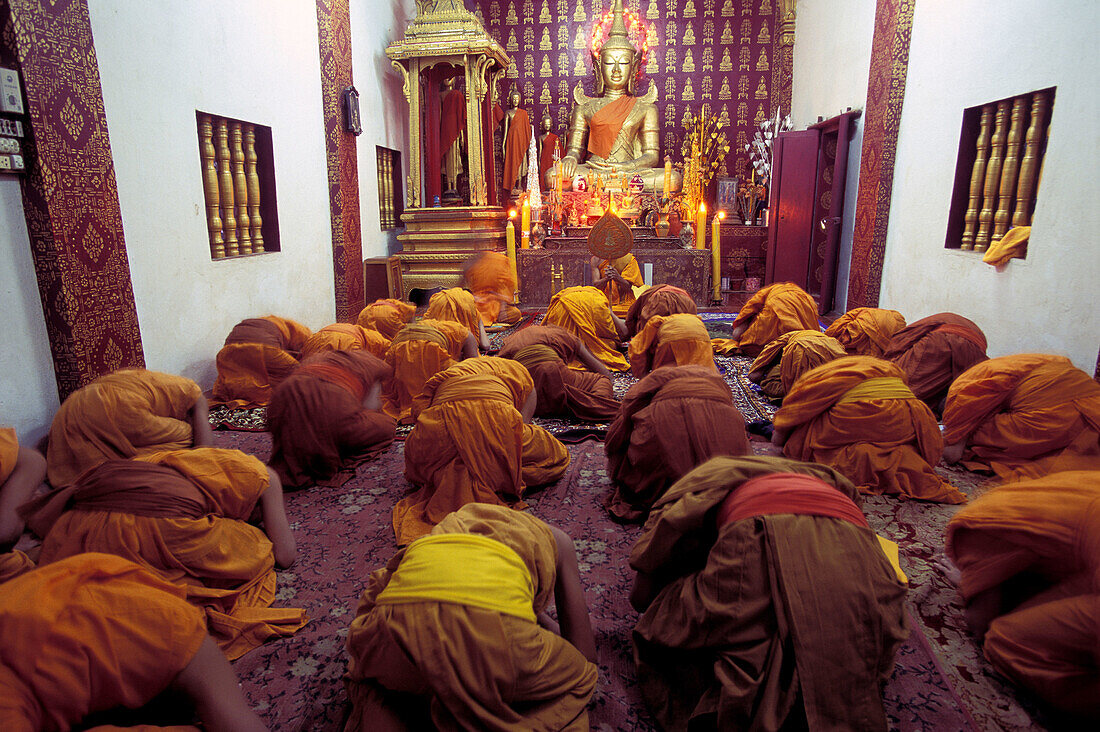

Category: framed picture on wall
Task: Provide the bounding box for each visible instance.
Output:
[716,176,738,215]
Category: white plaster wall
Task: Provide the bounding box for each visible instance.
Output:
[0,179,59,443]
[880,0,1100,371]
[351,0,416,258]
[89,0,336,390]
[790,0,876,313]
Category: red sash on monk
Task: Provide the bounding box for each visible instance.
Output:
[588,96,637,159]
[717,473,869,529]
[296,360,369,403]
[934,322,987,350]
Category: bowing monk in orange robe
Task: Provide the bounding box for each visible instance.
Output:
[395,357,569,545]
[46,368,213,487]
[941,354,1100,481]
[0,553,267,731]
[356,298,416,339]
[544,285,630,371]
[23,447,306,660]
[747,329,847,400]
[300,322,390,359]
[382,319,477,424]
[591,253,644,315]
[773,356,966,503]
[630,456,908,731]
[712,282,820,356]
[606,365,750,522]
[425,287,490,350]
[211,315,312,409]
[885,312,988,413]
[0,427,45,548]
[945,471,1100,719]
[345,503,597,731]
[464,251,522,326]
[499,324,619,421]
[268,350,396,489]
[824,307,907,357]
[627,312,716,378]
[624,282,697,338]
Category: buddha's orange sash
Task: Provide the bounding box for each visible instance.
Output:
[588,96,637,159]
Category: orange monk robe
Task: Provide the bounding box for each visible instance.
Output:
[713,282,821,356]
[544,285,629,371]
[268,350,396,489]
[824,307,907,357]
[624,283,697,339]
[0,554,209,730]
[27,448,308,660]
[631,456,907,731]
[774,356,966,503]
[747,329,847,400]
[464,251,522,326]
[356,298,416,340]
[539,131,564,185]
[0,549,34,583]
[942,354,1100,481]
[628,313,717,378]
[381,319,469,424]
[605,366,751,522]
[210,315,312,409]
[46,368,202,487]
[983,225,1030,267]
[0,427,17,484]
[345,504,597,731]
[588,95,637,160]
[425,287,483,339]
[597,253,645,315]
[396,357,569,545]
[884,312,987,409]
[300,322,390,359]
[502,107,531,189]
[946,471,1100,717]
[499,326,619,421]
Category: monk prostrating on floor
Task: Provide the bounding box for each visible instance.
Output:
[0,427,46,549]
[543,285,630,371]
[211,315,312,409]
[46,368,213,487]
[624,283,697,339]
[381,318,477,424]
[394,357,569,545]
[824,306,907,357]
[300,322,390,360]
[356,298,416,340]
[463,251,522,326]
[944,471,1100,720]
[711,282,820,357]
[630,456,908,731]
[425,287,490,350]
[345,503,597,730]
[773,356,966,503]
[498,325,619,422]
[22,447,307,660]
[941,354,1100,481]
[591,252,644,315]
[605,365,750,522]
[267,350,396,489]
[747,329,847,400]
[884,312,988,414]
[0,553,267,730]
[627,312,717,378]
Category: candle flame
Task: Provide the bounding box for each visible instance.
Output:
[508,209,516,218]
[718,211,727,220]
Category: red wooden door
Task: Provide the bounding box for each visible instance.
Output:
[765,129,820,288]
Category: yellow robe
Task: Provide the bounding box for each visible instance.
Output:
[465,251,522,326]
[425,287,483,339]
[824,307,907,357]
[210,315,312,409]
[300,322,390,359]
[747,329,847,399]
[713,282,820,356]
[356,298,416,340]
[544,285,629,371]
[381,319,469,424]
[597,254,644,315]
[627,313,717,378]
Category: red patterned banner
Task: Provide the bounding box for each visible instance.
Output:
[317,0,365,322]
[846,0,915,309]
[4,0,145,401]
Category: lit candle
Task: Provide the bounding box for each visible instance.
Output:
[506,209,517,279]
[663,156,672,197]
[696,202,706,249]
[711,210,725,303]
[521,198,531,249]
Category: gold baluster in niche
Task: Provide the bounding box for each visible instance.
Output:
[975,101,1009,253]
[199,115,225,259]
[215,119,238,257]
[961,104,992,251]
[230,122,252,255]
[376,148,387,228]
[245,125,264,253]
[383,150,394,229]
[1013,90,1050,227]
[993,97,1027,240]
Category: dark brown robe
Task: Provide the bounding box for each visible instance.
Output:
[884,312,988,411]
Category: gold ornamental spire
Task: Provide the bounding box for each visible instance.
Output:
[601,0,637,55]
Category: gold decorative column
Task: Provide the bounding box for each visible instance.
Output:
[199,115,225,259]
[975,101,1009,253]
[961,105,993,251]
[1012,90,1050,227]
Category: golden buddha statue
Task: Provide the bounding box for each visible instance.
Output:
[554,0,681,194]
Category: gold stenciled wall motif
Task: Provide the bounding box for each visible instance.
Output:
[480,0,792,179]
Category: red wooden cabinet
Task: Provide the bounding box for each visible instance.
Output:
[765,111,861,314]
